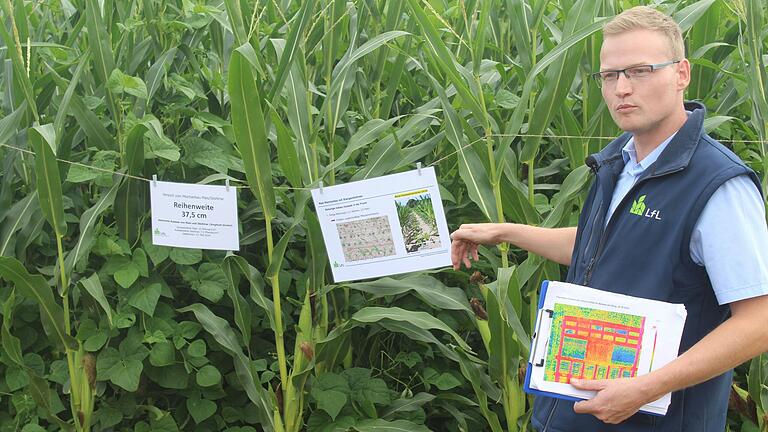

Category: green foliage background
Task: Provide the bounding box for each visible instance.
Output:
[0,0,766,430]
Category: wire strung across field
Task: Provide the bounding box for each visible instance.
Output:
[2,133,766,192]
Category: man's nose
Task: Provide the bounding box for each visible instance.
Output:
[614,72,633,96]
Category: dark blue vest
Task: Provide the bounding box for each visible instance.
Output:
[532,102,762,432]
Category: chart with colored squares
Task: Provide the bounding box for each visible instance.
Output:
[545,304,649,383]
[525,281,687,415]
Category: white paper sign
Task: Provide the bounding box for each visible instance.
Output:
[150,180,239,250]
[312,167,451,282]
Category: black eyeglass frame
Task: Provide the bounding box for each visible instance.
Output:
[591,60,682,87]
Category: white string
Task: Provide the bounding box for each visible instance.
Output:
[3,132,765,192]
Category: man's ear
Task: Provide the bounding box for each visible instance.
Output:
[677,58,691,91]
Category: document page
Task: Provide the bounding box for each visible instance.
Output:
[527,281,687,415]
[311,167,451,282]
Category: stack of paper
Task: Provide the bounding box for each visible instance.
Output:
[524,281,687,415]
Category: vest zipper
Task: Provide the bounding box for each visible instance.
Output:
[581,201,604,284]
[542,399,559,431]
[582,167,685,285]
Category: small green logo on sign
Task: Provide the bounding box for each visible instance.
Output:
[630,195,646,216]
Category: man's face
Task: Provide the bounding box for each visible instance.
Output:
[599,29,690,135]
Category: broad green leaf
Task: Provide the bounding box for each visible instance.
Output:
[323,117,403,176]
[0,102,26,145]
[271,108,303,188]
[187,397,217,424]
[352,419,431,432]
[342,368,391,406]
[521,0,601,163]
[115,123,148,244]
[673,0,717,32]
[142,231,169,266]
[311,372,350,420]
[196,364,222,387]
[128,282,162,315]
[29,125,66,236]
[382,393,436,419]
[0,192,38,257]
[145,47,178,102]
[505,18,607,157]
[222,255,255,346]
[0,257,76,350]
[170,248,202,265]
[114,266,139,289]
[80,273,114,327]
[267,0,316,103]
[229,44,276,220]
[429,74,497,221]
[65,178,121,274]
[107,68,148,99]
[69,96,116,150]
[149,341,175,367]
[224,254,274,331]
[405,0,485,124]
[96,347,143,391]
[351,307,472,352]
[455,349,503,432]
[343,274,471,313]
[183,137,243,174]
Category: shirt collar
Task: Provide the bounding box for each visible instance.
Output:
[621,133,676,171]
[621,111,691,170]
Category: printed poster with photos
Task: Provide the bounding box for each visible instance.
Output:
[311,167,452,282]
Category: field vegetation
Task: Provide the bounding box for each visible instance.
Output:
[0,0,766,431]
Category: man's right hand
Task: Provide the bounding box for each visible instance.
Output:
[450,224,501,270]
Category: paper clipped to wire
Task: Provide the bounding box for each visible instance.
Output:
[150,179,239,250]
[524,281,687,416]
[311,167,452,282]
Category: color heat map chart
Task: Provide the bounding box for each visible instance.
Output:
[336,216,397,262]
[544,304,645,383]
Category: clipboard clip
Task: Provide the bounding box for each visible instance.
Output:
[318,180,324,194]
[416,162,422,175]
[152,174,158,187]
[530,308,553,368]
[225,178,230,191]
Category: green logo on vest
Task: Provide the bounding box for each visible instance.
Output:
[630,195,646,216]
[629,194,662,220]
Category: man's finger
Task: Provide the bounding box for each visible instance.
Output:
[573,399,596,414]
[570,378,608,391]
[451,241,465,270]
[462,245,472,269]
[470,243,479,261]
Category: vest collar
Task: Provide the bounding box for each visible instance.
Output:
[589,101,706,176]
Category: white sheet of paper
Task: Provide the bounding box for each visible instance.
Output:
[528,281,687,415]
[311,167,451,282]
[150,180,239,251]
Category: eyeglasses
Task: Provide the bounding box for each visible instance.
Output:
[591,60,681,88]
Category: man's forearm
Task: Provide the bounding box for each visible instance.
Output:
[493,223,577,266]
[639,296,768,401]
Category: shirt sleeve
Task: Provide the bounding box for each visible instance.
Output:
[690,174,768,305]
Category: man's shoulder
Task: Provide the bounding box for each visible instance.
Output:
[692,134,752,173]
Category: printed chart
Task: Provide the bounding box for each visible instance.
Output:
[311,167,451,282]
[525,281,687,415]
[545,304,645,383]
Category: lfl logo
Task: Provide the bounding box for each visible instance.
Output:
[629,195,662,220]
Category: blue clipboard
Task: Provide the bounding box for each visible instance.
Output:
[522,280,664,416]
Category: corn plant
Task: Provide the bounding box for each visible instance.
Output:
[0,0,766,430]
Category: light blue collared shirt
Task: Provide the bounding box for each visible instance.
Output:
[606,136,768,305]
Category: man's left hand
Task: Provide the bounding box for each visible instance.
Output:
[571,377,656,424]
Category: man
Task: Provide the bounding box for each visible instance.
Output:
[451,6,768,431]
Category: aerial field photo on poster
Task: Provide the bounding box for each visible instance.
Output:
[337,216,397,262]
[394,190,441,253]
[311,167,451,282]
